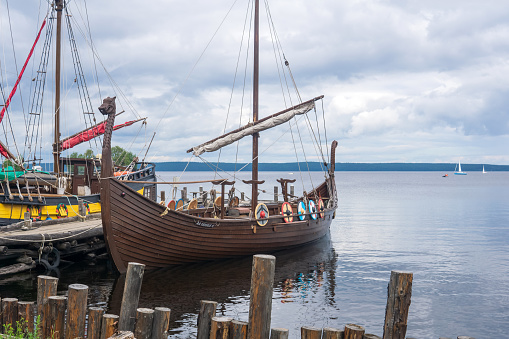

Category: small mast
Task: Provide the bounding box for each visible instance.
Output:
[53,0,64,175]
[251,0,260,212]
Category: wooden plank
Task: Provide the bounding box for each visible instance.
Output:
[383,271,412,339]
[248,255,276,339]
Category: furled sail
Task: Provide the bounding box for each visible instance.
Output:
[60,118,145,151]
[189,96,322,156]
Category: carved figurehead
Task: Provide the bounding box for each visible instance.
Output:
[99,97,116,179]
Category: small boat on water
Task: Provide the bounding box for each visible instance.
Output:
[100,0,338,273]
[482,165,486,173]
[454,160,467,175]
[442,174,448,177]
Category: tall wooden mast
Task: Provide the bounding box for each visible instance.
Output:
[251,0,260,211]
[53,0,64,174]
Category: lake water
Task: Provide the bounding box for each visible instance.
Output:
[1,171,508,338]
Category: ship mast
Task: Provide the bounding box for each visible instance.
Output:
[53,0,64,175]
[251,0,260,211]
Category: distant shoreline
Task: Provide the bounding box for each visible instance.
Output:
[154,162,509,172]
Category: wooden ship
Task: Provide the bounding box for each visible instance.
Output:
[100,0,338,273]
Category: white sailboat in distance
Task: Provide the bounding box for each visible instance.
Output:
[454,160,467,175]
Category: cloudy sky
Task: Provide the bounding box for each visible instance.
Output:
[1,0,508,166]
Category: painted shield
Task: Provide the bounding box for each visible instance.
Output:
[309,200,317,220]
[167,200,176,210]
[176,199,184,211]
[255,203,269,226]
[297,201,306,221]
[281,202,293,223]
[318,198,325,218]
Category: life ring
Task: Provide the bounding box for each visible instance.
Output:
[309,200,317,220]
[176,199,184,211]
[318,199,325,219]
[167,200,176,210]
[40,247,61,270]
[56,203,68,219]
[281,202,293,223]
[297,201,306,221]
[255,203,269,226]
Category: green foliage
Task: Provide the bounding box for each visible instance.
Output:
[2,159,23,171]
[111,146,136,167]
[69,149,95,159]
[2,315,41,339]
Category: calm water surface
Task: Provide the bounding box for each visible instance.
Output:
[1,171,508,338]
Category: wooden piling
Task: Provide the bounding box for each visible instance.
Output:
[301,326,322,338]
[230,320,248,339]
[88,307,105,339]
[364,334,382,339]
[17,301,35,333]
[197,300,217,339]
[119,262,145,332]
[65,284,88,339]
[101,314,119,339]
[269,328,289,339]
[134,308,154,339]
[210,316,232,339]
[248,254,276,339]
[37,275,58,336]
[322,327,344,339]
[151,307,171,339]
[2,298,18,332]
[47,296,67,339]
[344,324,365,339]
[383,271,412,339]
[108,331,134,339]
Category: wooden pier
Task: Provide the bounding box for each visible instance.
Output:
[0,213,104,273]
[0,255,476,339]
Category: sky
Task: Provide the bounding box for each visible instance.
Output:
[1,0,508,166]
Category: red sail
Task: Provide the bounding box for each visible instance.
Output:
[0,19,46,123]
[60,119,140,151]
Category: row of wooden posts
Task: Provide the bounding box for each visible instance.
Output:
[0,254,474,339]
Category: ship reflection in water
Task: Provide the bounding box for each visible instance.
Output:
[106,234,338,337]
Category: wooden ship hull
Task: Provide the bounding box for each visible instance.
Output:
[101,176,336,273]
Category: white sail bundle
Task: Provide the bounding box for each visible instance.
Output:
[191,100,316,156]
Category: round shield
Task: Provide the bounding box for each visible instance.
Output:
[188,198,198,210]
[318,198,325,218]
[281,202,293,223]
[176,199,184,211]
[297,201,306,221]
[167,199,176,210]
[255,203,269,226]
[309,200,317,220]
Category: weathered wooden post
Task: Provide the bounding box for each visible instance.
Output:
[364,334,382,339]
[273,186,278,202]
[17,301,35,333]
[322,327,344,339]
[383,271,412,339]
[88,307,105,339]
[48,296,67,339]
[119,262,145,332]
[230,320,248,339]
[151,307,171,339]
[344,324,365,339]
[101,314,119,339]
[78,198,86,220]
[210,316,232,338]
[134,308,154,339]
[301,326,322,338]
[248,254,276,339]
[160,191,166,204]
[65,284,88,339]
[270,328,289,339]
[2,298,18,332]
[197,300,217,339]
[37,275,58,336]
